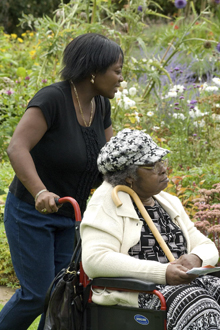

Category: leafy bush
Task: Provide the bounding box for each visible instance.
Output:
[0,162,14,221]
[0,222,19,288]
[0,0,69,35]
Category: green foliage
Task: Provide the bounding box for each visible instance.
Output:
[0,0,69,35]
[0,162,14,220]
[0,222,19,288]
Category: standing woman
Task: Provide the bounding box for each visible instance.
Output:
[0,33,124,330]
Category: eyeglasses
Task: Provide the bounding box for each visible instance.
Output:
[140,158,168,174]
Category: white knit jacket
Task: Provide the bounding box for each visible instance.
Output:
[81,181,219,307]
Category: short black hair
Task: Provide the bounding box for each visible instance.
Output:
[60,33,124,83]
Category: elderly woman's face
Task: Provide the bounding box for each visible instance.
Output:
[131,162,169,200]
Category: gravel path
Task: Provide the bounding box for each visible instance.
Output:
[0,286,16,306]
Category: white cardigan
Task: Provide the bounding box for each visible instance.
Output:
[81,181,219,306]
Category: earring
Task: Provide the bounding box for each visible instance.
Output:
[90,74,95,84]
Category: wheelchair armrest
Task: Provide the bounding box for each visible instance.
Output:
[92,277,157,292]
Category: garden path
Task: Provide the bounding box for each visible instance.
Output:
[0,286,16,305]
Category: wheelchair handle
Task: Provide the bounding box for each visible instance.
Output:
[112,185,175,262]
[55,197,81,222]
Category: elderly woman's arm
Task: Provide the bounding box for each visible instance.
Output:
[81,222,168,284]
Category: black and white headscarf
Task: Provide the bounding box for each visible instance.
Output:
[97,129,170,174]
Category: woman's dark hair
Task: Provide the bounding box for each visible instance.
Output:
[60,33,124,83]
[103,165,139,187]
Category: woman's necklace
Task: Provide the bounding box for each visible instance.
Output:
[71,82,94,127]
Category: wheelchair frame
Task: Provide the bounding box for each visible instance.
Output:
[58,196,167,330]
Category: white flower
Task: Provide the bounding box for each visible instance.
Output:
[152,126,160,131]
[212,114,220,122]
[172,84,185,93]
[212,78,220,87]
[189,106,208,118]
[122,89,128,95]
[167,91,178,98]
[142,58,147,62]
[118,96,136,110]
[193,119,206,127]
[115,90,122,99]
[205,86,218,92]
[216,104,220,108]
[199,82,208,91]
[134,111,140,122]
[173,113,186,120]
[129,87,137,97]
[120,81,127,88]
[147,111,154,117]
[161,121,165,126]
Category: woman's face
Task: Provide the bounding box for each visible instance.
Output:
[94,54,124,99]
[131,162,169,202]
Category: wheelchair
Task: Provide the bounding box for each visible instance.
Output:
[81,275,167,330]
[59,196,167,330]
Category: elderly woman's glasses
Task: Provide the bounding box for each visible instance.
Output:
[140,158,168,174]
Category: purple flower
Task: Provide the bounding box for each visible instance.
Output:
[137,6,143,12]
[179,96,184,100]
[42,79,48,83]
[215,0,220,4]
[190,100,197,104]
[174,0,187,9]
[193,134,197,137]
[25,76,30,80]
[174,102,179,105]
[216,43,220,52]
[174,67,180,71]
[6,90,14,95]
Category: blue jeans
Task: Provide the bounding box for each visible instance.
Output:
[0,192,75,330]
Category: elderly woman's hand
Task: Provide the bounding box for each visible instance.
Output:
[166,254,202,285]
[166,263,198,285]
[171,254,202,270]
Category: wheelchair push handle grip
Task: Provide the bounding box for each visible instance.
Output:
[54,196,82,222]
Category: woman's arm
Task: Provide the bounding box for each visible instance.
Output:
[105,125,113,142]
[7,107,59,213]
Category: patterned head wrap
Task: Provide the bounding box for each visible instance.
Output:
[97,128,170,174]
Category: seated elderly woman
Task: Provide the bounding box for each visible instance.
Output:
[80,128,220,330]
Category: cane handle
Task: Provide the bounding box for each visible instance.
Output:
[112,185,175,262]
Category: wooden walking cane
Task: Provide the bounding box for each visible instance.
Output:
[111,185,175,262]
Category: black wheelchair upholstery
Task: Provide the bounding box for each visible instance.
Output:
[83,277,167,330]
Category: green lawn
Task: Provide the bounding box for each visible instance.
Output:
[0,304,40,329]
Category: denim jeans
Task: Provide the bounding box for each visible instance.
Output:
[0,192,75,330]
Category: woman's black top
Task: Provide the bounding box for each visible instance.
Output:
[9,81,111,218]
